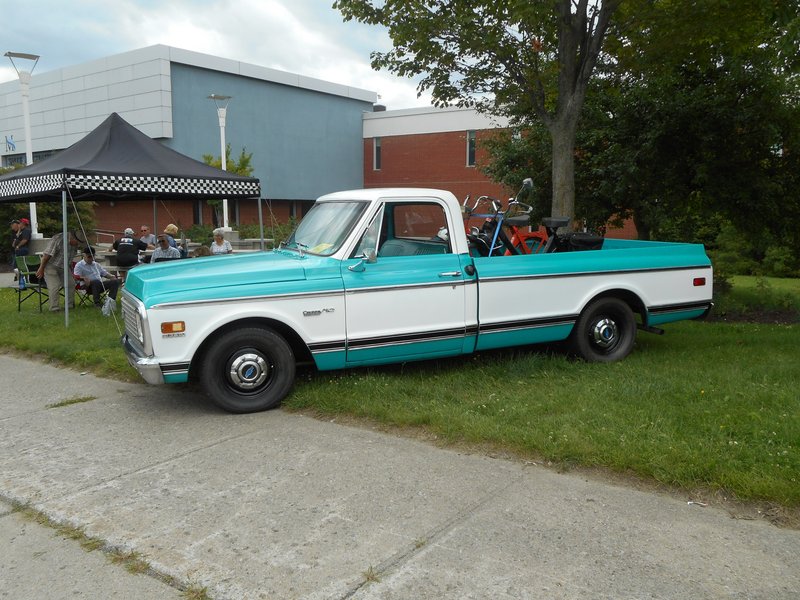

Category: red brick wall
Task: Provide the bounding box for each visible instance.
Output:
[363,130,511,202]
[92,198,301,238]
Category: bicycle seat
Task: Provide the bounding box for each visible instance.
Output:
[506,215,531,227]
[542,217,571,229]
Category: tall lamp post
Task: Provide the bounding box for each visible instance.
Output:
[208,93,232,229]
[5,51,41,238]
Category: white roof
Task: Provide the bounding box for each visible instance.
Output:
[363,105,509,138]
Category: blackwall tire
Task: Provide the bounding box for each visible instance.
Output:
[201,327,295,413]
[570,298,636,363]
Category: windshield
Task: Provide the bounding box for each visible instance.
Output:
[284,201,368,256]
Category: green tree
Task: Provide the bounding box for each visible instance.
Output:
[202,145,254,226]
[485,0,799,257]
[335,0,620,222]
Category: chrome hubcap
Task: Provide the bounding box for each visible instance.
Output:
[592,318,618,349]
[229,353,269,390]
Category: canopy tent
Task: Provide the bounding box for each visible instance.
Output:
[0,112,260,200]
[0,112,262,325]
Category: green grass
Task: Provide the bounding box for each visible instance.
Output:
[287,320,799,506]
[714,275,800,321]
[0,289,137,381]
[1,279,798,511]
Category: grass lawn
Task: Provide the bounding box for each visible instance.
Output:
[0,277,798,519]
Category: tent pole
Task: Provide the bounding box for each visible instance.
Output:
[62,189,69,327]
[258,197,265,251]
[153,197,157,234]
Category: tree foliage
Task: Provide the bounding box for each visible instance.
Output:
[335,0,620,220]
[484,0,800,274]
[202,145,254,226]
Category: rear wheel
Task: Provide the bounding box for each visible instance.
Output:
[569,298,636,362]
[201,327,295,413]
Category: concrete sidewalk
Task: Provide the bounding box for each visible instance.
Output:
[1,353,799,599]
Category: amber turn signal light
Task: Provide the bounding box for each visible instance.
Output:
[161,321,186,334]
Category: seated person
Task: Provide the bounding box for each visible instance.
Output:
[73,247,121,307]
[191,245,212,257]
[210,228,233,254]
[139,225,157,249]
[152,234,182,261]
[113,227,148,267]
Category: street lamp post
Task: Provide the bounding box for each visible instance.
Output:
[208,93,232,230]
[5,51,41,238]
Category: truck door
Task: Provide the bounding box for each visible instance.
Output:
[341,199,470,366]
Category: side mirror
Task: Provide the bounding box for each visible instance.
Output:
[348,249,377,272]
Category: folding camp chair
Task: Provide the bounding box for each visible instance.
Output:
[15,255,49,312]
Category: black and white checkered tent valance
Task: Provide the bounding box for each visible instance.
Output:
[0,173,260,200]
[0,112,260,202]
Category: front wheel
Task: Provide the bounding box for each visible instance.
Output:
[569,298,636,363]
[201,327,295,413]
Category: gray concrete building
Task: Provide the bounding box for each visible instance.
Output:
[1,45,376,230]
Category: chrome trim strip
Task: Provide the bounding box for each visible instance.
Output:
[347,327,468,350]
[344,279,469,295]
[648,300,713,314]
[479,264,712,284]
[479,315,579,332]
[160,362,191,375]
[151,289,345,309]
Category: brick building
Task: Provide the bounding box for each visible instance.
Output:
[362,106,511,202]
[363,106,636,239]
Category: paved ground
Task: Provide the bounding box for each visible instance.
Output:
[1,341,799,598]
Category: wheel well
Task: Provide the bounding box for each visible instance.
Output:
[188,318,313,383]
[583,289,647,324]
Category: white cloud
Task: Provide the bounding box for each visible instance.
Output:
[0,0,431,109]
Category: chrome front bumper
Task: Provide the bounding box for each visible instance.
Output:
[121,334,165,385]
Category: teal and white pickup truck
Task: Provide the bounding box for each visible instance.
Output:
[121,187,713,413]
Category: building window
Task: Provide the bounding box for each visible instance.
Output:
[466,130,476,167]
[373,137,381,170]
[2,149,59,168]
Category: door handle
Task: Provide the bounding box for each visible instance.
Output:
[438,271,462,278]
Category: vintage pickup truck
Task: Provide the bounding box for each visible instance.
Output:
[121,187,713,413]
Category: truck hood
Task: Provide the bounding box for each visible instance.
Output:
[124,251,316,308]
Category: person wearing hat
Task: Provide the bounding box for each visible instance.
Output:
[112,227,147,269]
[163,224,179,248]
[73,247,121,307]
[36,230,86,312]
[12,217,31,264]
[8,219,20,271]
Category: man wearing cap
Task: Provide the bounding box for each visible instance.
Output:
[11,217,31,264]
[113,227,148,268]
[73,247,121,307]
[8,219,20,270]
[36,230,85,312]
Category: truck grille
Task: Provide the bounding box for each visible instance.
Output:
[121,294,143,344]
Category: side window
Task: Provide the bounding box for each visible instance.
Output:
[378,203,451,256]
[466,130,476,167]
[352,205,385,258]
[373,137,381,170]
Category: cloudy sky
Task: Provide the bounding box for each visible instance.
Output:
[1,0,432,110]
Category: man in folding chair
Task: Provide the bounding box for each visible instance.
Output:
[73,247,122,308]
